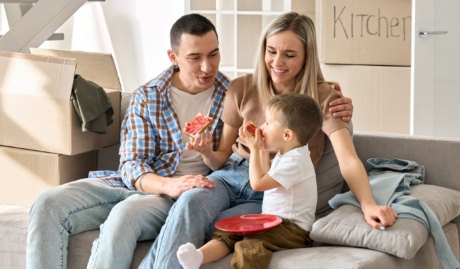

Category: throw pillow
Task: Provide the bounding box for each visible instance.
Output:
[310,184,460,259]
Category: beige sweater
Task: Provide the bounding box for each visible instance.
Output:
[221,74,348,168]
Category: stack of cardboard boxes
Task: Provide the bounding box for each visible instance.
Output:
[317,0,412,134]
[0,48,122,206]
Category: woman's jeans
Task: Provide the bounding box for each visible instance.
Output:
[139,153,264,269]
[26,178,174,269]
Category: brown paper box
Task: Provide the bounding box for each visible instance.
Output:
[321,64,411,134]
[0,145,97,207]
[0,49,121,155]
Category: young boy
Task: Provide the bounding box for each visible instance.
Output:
[176,92,323,269]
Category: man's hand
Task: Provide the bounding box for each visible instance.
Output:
[185,130,213,154]
[329,84,354,123]
[164,174,215,198]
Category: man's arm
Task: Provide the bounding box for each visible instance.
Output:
[329,84,354,122]
[119,91,214,198]
[134,172,214,198]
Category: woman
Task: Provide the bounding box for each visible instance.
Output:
[205,11,397,229]
[140,12,397,269]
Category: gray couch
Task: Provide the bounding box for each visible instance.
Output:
[1,131,460,269]
[0,132,460,269]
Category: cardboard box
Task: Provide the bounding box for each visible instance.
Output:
[318,0,412,66]
[0,49,121,155]
[97,143,120,171]
[0,145,97,207]
[321,64,411,134]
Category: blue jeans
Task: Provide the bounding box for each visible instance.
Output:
[139,153,264,269]
[26,178,174,269]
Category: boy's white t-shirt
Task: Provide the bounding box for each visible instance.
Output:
[170,85,214,177]
[265,144,318,231]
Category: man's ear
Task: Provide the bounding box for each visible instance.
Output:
[167,49,177,65]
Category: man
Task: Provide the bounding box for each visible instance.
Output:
[26,13,228,269]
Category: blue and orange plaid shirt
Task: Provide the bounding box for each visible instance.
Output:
[89,65,230,190]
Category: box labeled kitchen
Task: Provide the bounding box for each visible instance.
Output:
[318,0,412,66]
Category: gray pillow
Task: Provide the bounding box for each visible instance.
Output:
[310,184,460,259]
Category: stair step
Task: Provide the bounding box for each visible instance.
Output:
[0,0,104,52]
[0,0,104,2]
[0,33,64,40]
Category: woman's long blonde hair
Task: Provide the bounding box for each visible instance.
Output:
[253,12,325,105]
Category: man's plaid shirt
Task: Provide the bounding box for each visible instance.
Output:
[89,65,230,189]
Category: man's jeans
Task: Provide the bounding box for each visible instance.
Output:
[139,153,264,269]
[26,178,174,269]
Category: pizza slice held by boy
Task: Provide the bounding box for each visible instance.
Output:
[244,120,264,137]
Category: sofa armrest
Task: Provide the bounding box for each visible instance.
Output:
[353,131,460,192]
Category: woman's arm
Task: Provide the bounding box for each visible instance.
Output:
[328,128,398,229]
[194,123,238,171]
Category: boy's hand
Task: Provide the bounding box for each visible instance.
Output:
[239,125,263,151]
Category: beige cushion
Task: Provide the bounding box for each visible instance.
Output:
[310,184,460,259]
[0,205,29,269]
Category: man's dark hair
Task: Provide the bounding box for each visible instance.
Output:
[170,13,218,51]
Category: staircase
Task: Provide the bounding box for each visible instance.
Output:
[0,0,104,53]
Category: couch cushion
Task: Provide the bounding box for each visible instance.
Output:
[0,205,29,269]
[410,185,460,226]
[310,184,460,259]
[203,223,458,269]
[67,230,151,269]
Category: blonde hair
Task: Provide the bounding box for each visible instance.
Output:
[253,12,325,105]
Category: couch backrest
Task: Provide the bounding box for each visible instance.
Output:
[354,131,460,192]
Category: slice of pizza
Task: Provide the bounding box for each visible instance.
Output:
[245,120,263,137]
[184,113,213,138]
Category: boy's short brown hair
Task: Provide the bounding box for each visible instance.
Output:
[268,93,323,145]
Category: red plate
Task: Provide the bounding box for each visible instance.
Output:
[215,214,282,235]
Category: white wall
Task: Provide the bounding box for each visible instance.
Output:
[38,0,185,93]
[1,1,458,138]
[101,0,185,92]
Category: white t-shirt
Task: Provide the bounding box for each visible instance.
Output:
[170,85,214,177]
[265,144,317,231]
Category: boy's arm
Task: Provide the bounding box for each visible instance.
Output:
[248,148,280,191]
[240,126,280,192]
[260,150,271,174]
